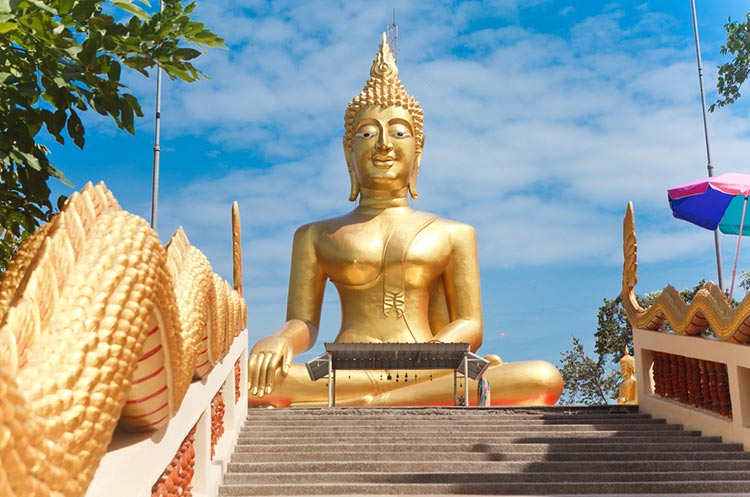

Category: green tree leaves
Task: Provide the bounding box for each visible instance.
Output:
[0,0,224,272]
[559,336,619,406]
[558,295,633,406]
[0,159,57,267]
[710,13,750,111]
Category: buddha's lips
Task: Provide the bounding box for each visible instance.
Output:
[372,156,395,168]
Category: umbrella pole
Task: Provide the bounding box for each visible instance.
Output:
[729,195,749,301]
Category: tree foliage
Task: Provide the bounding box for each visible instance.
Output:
[0,159,64,266]
[559,336,619,406]
[559,282,707,405]
[710,13,750,111]
[0,0,224,271]
[593,295,634,366]
[739,270,750,292]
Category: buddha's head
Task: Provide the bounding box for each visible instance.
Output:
[343,34,425,201]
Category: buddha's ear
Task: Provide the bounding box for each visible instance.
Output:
[408,137,424,200]
[344,136,360,202]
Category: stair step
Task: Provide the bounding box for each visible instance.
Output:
[234,441,744,453]
[243,411,655,418]
[219,480,750,496]
[244,406,629,413]
[226,459,750,474]
[229,450,750,463]
[237,432,711,444]
[243,421,668,428]
[243,414,653,422]
[223,470,750,485]
[245,424,683,435]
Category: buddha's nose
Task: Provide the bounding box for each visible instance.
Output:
[376,134,393,151]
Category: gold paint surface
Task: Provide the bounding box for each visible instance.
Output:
[0,182,247,496]
[232,201,243,297]
[248,35,563,407]
[622,202,750,343]
[617,347,637,405]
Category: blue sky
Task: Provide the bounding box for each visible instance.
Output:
[47,0,750,369]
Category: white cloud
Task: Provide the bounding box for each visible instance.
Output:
[68,1,750,361]
[560,6,575,16]
[151,2,750,277]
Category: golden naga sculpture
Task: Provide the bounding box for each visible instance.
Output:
[616,347,637,405]
[247,34,563,407]
[622,202,750,343]
[0,182,246,497]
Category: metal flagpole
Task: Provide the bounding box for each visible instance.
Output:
[386,10,397,62]
[690,0,724,290]
[150,0,164,231]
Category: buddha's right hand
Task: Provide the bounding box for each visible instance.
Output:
[248,335,294,397]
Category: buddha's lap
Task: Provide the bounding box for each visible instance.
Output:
[275,358,561,390]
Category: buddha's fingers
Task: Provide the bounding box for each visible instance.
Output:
[272,340,295,391]
[281,342,293,375]
[248,352,263,396]
[257,352,276,398]
[266,365,282,395]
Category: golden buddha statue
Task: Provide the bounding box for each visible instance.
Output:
[617,347,638,405]
[248,34,563,407]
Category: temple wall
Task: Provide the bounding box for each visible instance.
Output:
[84,329,248,497]
[634,327,750,450]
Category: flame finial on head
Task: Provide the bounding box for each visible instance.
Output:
[371,32,398,80]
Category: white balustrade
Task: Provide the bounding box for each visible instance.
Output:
[634,327,750,450]
[85,329,248,497]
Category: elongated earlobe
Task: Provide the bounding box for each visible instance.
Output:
[408,142,424,200]
[344,137,360,201]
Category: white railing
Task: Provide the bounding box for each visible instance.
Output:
[634,327,750,450]
[85,329,248,497]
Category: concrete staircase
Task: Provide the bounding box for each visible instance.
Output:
[219,407,750,496]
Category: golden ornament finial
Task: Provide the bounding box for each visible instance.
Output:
[232,201,242,297]
[621,201,646,324]
[370,32,398,81]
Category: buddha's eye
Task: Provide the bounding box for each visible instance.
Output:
[355,125,378,139]
[390,124,412,138]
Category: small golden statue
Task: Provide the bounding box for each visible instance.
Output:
[247,34,563,407]
[617,347,638,405]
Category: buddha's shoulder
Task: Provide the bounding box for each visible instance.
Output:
[421,212,477,236]
[292,213,359,237]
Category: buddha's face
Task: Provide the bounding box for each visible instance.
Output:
[347,105,421,192]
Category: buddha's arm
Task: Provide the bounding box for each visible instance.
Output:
[618,378,637,404]
[249,223,326,397]
[431,224,483,351]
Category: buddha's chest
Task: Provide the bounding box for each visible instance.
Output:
[316,219,450,288]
